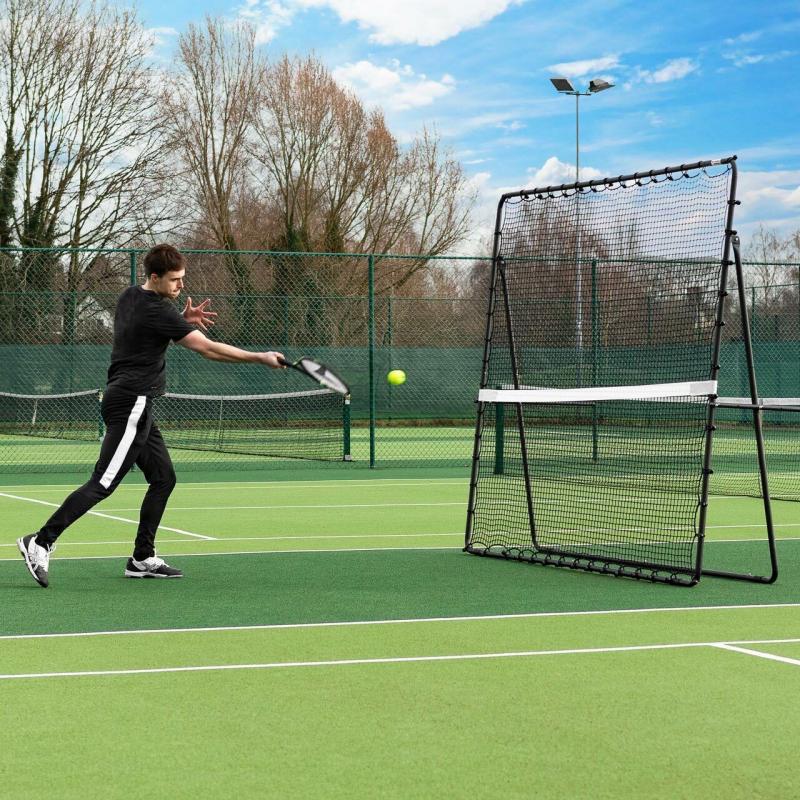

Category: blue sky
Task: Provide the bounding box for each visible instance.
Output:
[139,0,800,250]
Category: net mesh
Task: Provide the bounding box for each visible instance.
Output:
[0,388,347,473]
[472,397,707,570]
[468,162,735,580]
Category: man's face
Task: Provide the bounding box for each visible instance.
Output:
[150,269,185,300]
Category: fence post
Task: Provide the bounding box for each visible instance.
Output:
[740,286,756,402]
[343,396,352,461]
[368,254,376,468]
[129,250,137,286]
[591,258,599,461]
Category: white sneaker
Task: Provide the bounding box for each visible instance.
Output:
[18,534,53,588]
[124,555,183,579]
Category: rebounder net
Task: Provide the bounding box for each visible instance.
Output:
[466,158,745,584]
[0,388,350,473]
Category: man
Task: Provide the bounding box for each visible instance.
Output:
[17,244,284,587]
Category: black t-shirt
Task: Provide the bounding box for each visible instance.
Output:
[106,286,195,396]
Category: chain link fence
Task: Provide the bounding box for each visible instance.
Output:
[0,247,797,475]
[0,247,488,472]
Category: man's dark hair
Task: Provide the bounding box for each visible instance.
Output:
[143,244,186,278]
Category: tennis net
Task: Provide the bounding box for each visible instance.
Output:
[0,388,351,473]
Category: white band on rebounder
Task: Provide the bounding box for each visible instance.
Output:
[478,380,718,404]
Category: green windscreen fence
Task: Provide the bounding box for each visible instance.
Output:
[0,247,798,486]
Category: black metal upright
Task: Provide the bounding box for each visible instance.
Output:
[701,227,778,583]
[465,201,506,548]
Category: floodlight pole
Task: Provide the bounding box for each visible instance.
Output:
[574,90,587,359]
[549,78,614,367]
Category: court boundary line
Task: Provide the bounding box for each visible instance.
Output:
[713,643,800,667]
[2,602,798,641]
[0,546,459,563]
[100,502,465,512]
[2,637,800,680]
[0,533,465,549]
[0,478,469,491]
[0,491,216,541]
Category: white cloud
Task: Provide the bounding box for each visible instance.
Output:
[639,57,698,84]
[738,170,800,210]
[526,156,603,187]
[238,0,523,46]
[300,0,523,45]
[722,49,795,68]
[547,55,620,79]
[332,60,455,111]
[723,31,763,46]
[145,26,179,48]
[497,120,524,132]
[235,0,295,44]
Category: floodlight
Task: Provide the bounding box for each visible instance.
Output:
[550,77,576,93]
[589,78,614,93]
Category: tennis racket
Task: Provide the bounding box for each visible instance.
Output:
[278,356,350,396]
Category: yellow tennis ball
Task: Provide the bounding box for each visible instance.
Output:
[387,369,406,386]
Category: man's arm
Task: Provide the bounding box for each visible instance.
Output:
[177,330,284,367]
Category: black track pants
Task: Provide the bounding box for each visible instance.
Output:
[35,388,176,560]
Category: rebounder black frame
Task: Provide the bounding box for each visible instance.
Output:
[465,156,778,586]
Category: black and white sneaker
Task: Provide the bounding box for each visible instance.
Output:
[18,534,54,588]
[124,555,183,579]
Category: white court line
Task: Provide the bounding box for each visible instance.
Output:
[0,538,204,548]
[3,637,800,681]
[0,532,464,548]
[0,546,457,563]
[0,479,468,492]
[0,492,216,541]
[2,603,799,641]
[713,643,800,667]
[102,502,464,512]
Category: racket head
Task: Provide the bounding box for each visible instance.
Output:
[297,357,350,396]
[279,356,350,396]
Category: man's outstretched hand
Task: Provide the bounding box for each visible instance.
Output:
[183,297,218,331]
[260,351,285,369]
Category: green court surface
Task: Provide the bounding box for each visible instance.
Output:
[1,471,799,798]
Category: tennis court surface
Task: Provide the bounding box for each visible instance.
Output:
[1,469,799,798]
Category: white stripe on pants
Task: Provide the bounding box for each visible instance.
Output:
[99,395,147,489]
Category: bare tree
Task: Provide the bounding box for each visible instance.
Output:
[0,0,172,287]
[251,54,476,294]
[0,0,172,352]
[163,17,262,296]
[744,224,793,300]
